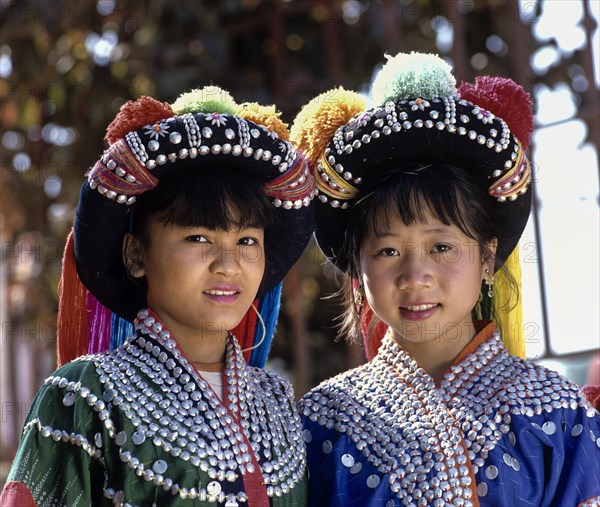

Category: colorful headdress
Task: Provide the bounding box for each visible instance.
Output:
[58,86,316,367]
[292,52,534,359]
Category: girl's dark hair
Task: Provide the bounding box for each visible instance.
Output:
[133,167,275,239]
[125,166,276,295]
[339,162,518,342]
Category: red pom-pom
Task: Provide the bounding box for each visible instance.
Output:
[458,76,534,150]
[106,97,175,145]
[582,384,600,412]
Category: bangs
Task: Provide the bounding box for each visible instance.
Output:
[345,163,498,276]
[133,167,276,238]
[368,166,480,240]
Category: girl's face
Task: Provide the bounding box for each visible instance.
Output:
[359,206,494,347]
[125,216,265,343]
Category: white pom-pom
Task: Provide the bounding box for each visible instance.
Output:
[371,52,457,104]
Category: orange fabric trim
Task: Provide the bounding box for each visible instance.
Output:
[0,481,37,507]
[444,321,497,374]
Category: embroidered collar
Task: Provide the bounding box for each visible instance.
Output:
[87,308,306,504]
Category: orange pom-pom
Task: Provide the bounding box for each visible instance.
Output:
[106,96,175,145]
[291,87,366,168]
[458,77,534,150]
[236,102,290,141]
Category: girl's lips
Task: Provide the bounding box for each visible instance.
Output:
[399,303,440,321]
[203,287,240,303]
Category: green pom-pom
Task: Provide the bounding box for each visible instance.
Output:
[171,86,237,115]
[371,52,457,104]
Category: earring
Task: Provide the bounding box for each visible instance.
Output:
[356,284,365,314]
[485,268,494,298]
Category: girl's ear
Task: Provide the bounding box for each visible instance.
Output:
[123,233,146,278]
[482,237,499,277]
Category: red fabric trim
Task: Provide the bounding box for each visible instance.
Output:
[232,301,259,364]
[0,481,37,507]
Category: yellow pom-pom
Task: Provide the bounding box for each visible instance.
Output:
[291,87,366,167]
[236,102,290,141]
[172,86,237,115]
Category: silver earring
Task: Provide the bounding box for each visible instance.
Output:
[356,285,365,313]
[485,268,494,298]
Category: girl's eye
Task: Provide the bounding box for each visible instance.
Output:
[377,247,398,257]
[239,237,259,246]
[186,235,209,243]
[433,243,452,253]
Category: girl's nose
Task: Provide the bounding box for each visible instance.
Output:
[397,253,433,289]
[209,243,240,276]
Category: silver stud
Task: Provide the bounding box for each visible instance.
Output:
[107,159,117,169]
[250,128,260,138]
[202,127,213,138]
[115,431,127,446]
[571,424,583,437]
[63,393,76,407]
[225,129,235,140]
[169,131,182,144]
[485,465,498,480]
[366,475,380,489]
[542,421,557,435]
[350,462,362,474]
[153,459,168,474]
[477,482,488,497]
[148,140,160,152]
[341,454,355,467]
